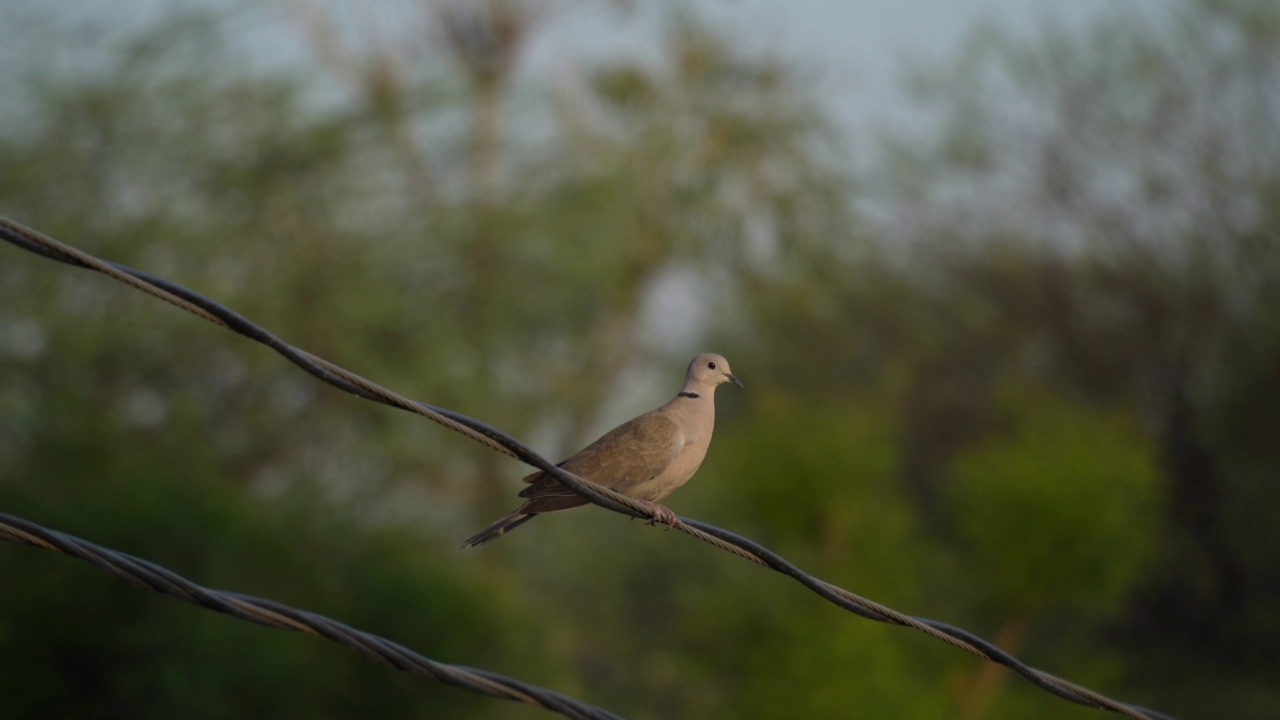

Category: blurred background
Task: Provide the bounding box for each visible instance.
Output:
[1,0,1277,718]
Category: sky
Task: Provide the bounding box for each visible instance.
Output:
[526,0,1166,130]
[8,0,1168,134]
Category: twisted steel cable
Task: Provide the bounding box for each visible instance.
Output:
[0,513,622,720]
[0,214,1174,720]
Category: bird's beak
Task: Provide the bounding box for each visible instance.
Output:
[726,372,743,388]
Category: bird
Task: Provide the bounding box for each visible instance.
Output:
[461,352,742,548]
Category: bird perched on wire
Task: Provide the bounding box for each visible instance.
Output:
[461,353,742,548]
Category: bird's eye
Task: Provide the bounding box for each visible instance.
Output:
[707,361,717,369]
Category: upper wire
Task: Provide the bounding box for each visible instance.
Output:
[0,214,1175,720]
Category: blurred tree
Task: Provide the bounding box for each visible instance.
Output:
[3,0,1278,718]
[948,386,1159,718]
[0,2,864,718]
[861,0,1278,715]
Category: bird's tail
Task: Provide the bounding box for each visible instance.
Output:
[460,509,538,548]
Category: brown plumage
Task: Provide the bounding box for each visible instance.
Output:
[461,353,741,548]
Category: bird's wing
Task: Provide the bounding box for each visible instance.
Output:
[518,411,685,501]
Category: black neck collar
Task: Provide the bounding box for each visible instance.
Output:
[677,391,700,399]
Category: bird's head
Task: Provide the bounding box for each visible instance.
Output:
[685,352,743,392]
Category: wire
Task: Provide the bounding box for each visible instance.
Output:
[0,214,1175,720]
[0,513,622,720]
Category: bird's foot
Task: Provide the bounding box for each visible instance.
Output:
[637,499,680,529]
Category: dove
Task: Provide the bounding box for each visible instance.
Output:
[461,353,741,548]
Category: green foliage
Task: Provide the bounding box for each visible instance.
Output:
[693,390,961,718]
[1,0,1278,718]
[949,387,1160,617]
[714,388,915,573]
[0,420,530,720]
